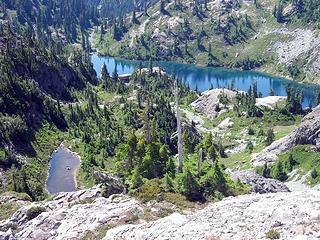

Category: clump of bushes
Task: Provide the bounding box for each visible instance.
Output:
[265,229,280,239]
[26,206,47,220]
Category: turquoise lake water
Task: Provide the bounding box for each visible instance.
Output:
[91,54,320,108]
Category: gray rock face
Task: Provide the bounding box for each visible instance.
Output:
[0,186,180,240]
[104,191,320,240]
[2,185,320,240]
[231,170,290,194]
[191,89,238,119]
[0,186,143,240]
[252,106,320,166]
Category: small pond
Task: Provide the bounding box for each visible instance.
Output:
[46,147,80,194]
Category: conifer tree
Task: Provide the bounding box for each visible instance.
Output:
[178,168,201,200]
[131,166,143,189]
[266,128,275,146]
[163,173,174,192]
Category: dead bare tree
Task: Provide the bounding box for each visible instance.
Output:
[174,80,183,173]
[198,148,203,176]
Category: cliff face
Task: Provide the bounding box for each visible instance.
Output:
[1,186,320,240]
[252,106,320,166]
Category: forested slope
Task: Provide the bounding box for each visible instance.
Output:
[95,0,320,84]
[0,0,98,199]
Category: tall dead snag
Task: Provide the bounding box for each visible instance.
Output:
[174,80,183,173]
[198,148,203,176]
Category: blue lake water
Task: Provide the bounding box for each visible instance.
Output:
[46,147,80,194]
[91,55,320,108]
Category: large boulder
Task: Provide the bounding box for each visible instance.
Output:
[104,190,320,240]
[93,171,126,197]
[191,89,238,119]
[252,106,320,166]
[255,96,287,109]
[231,170,290,194]
[218,117,234,129]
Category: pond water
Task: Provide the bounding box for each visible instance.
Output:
[91,54,320,108]
[46,147,80,194]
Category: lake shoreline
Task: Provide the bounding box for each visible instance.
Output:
[91,54,319,107]
[92,52,319,88]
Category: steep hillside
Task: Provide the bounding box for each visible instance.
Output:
[0,21,97,200]
[95,0,320,84]
[1,0,99,43]
[99,0,158,18]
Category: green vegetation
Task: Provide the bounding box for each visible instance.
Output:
[265,229,280,239]
[0,7,97,200]
[81,224,117,240]
[257,145,320,185]
[94,0,320,84]
[0,0,319,210]
[26,206,47,221]
[0,201,27,221]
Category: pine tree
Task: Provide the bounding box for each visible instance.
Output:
[163,173,174,192]
[311,168,318,179]
[131,166,143,189]
[203,161,228,196]
[100,62,109,79]
[166,156,176,177]
[178,168,201,200]
[207,145,217,163]
[246,141,254,153]
[127,132,137,170]
[112,65,118,82]
[266,128,275,146]
[198,148,203,176]
[262,162,270,178]
[285,154,296,172]
[271,161,287,181]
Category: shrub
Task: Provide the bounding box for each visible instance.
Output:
[247,127,255,135]
[162,192,194,209]
[136,179,162,203]
[246,141,254,153]
[265,229,280,239]
[311,169,318,179]
[26,206,47,220]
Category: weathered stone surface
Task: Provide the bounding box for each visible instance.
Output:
[218,117,234,129]
[255,96,287,109]
[252,106,320,166]
[191,89,237,119]
[2,185,320,240]
[104,191,320,240]
[0,186,142,240]
[231,170,290,194]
